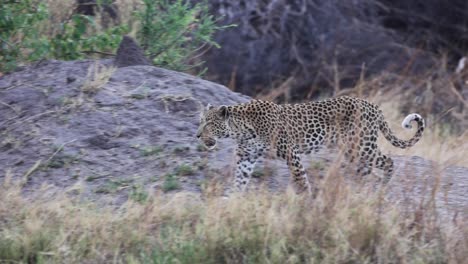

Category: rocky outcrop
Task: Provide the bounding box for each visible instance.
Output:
[0,59,249,204]
[114,36,152,68]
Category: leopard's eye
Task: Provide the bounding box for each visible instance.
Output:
[204,121,214,128]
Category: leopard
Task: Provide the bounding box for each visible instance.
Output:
[196,96,425,194]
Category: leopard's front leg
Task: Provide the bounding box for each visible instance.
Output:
[286,146,312,194]
[234,145,264,192]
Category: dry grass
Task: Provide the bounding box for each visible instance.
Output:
[0,164,466,264]
[42,0,75,36]
[3,63,465,263]
[115,0,144,36]
[81,62,116,94]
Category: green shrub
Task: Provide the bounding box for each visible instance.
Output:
[49,14,126,60]
[0,1,49,72]
[136,0,231,72]
[1,0,230,74]
[0,0,126,72]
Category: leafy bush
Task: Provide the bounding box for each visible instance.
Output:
[136,0,231,72]
[1,0,229,74]
[0,0,126,72]
[49,14,126,60]
[0,1,49,72]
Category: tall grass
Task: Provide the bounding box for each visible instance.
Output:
[0,167,465,263]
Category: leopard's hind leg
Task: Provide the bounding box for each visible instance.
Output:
[375,150,394,184]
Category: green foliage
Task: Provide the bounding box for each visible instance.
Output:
[0,0,49,72]
[147,239,208,264]
[0,0,126,72]
[140,145,163,156]
[1,0,230,74]
[129,184,149,203]
[136,0,231,72]
[95,182,120,194]
[162,174,180,192]
[0,228,55,263]
[49,14,126,60]
[175,164,194,176]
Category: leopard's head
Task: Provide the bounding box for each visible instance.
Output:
[196,104,230,150]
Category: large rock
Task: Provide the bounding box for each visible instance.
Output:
[0,59,249,204]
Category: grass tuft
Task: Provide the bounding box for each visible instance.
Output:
[81,62,115,95]
[175,164,194,176]
[162,174,180,192]
[139,145,163,157]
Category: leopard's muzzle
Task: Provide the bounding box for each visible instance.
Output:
[200,137,217,150]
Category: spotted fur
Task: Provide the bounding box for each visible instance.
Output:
[196,96,425,193]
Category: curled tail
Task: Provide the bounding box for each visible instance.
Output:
[379,113,425,149]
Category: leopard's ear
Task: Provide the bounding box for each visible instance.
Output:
[218,105,229,120]
[206,103,214,110]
